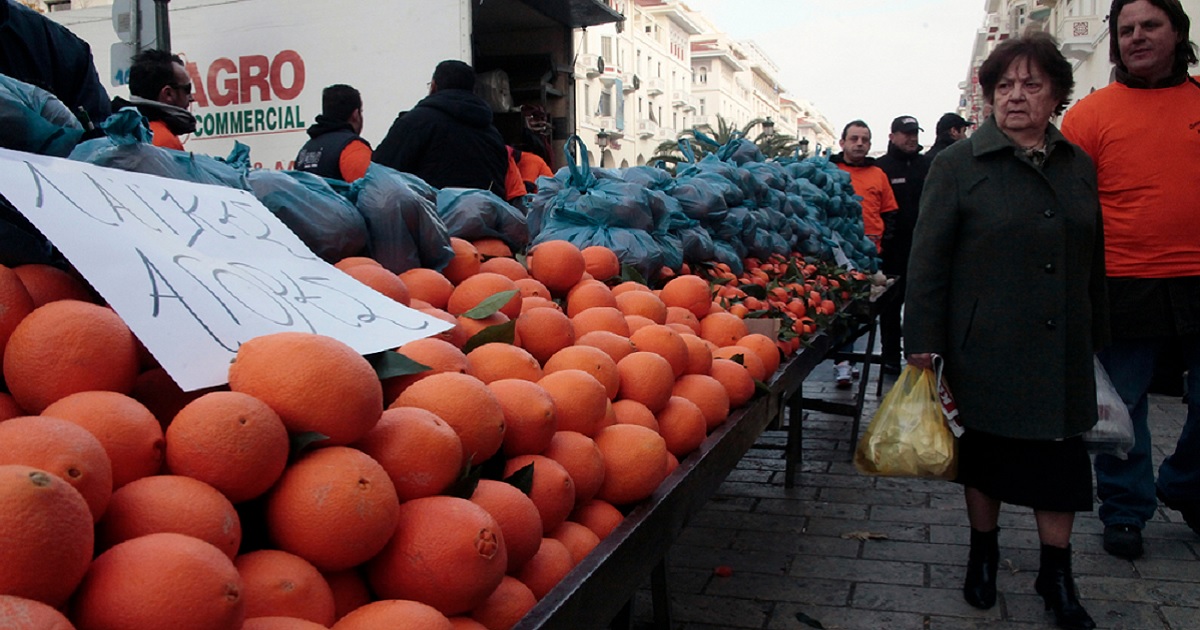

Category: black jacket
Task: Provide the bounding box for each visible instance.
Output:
[1,0,110,125]
[874,142,929,271]
[926,136,956,161]
[295,115,370,181]
[372,89,507,197]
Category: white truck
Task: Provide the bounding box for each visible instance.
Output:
[51,0,620,170]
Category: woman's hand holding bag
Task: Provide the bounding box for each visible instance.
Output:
[855,365,958,479]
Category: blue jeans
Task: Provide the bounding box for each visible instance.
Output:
[1095,336,1200,528]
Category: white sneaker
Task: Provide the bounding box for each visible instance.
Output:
[834,362,853,389]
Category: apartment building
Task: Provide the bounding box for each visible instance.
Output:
[961,0,1200,123]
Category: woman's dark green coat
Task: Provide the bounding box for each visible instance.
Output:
[904,117,1109,440]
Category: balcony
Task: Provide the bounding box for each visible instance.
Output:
[598,65,622,86]
[671,91,689,108]
[622,73,639,92]
[594,116,616,132]
[1058,15,1102,60]
[637,119,659,139]
[645,77,665,96]
[656,126,677,141]
[577,53,602,78]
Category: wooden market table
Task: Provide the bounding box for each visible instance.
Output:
[512,339,830,630]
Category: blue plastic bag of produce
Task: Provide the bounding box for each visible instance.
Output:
[347,164,454,274]
[0,74,84,157]
[436,188,529,252]
[247,170,368,263]
[669,177,729,223]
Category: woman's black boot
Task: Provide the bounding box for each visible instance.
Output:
[963,527,1000,609]
[1035,544,1095,630]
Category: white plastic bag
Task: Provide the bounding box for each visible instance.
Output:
[1083,356,1135,459]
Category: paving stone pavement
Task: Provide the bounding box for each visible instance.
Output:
[631,357,1199,630]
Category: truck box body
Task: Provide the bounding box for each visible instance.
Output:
[51,0,620,170]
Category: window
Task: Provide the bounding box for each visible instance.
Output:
[598,88,613,116]
[601,37,613,64]
[699,98,705,115]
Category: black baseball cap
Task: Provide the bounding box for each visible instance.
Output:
[936,113,974,134]
[890,115,922,133]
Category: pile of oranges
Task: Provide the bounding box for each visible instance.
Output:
[0,239,852,629]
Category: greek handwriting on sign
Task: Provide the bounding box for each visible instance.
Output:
[0,148,449,391]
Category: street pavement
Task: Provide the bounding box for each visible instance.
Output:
[633,358,1199,630]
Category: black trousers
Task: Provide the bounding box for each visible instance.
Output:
[880,274,906,364]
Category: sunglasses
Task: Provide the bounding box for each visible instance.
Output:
[172,83,193,96]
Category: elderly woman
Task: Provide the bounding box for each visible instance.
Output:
[905,33,1108,630]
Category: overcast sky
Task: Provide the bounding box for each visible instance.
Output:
[682,0,986,152]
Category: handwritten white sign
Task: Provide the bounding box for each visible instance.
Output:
[0,147,451,391]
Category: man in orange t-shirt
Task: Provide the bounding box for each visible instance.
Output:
[295,84,372,182]
[1060,0,1200,559]
[110,49,196,151]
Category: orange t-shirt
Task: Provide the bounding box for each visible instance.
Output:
[149,119,184,151]
[516,152,553,192]
[836,162,898,249]
[504,148,527,202]
[339,140,372,182]
[1060,77,1200,278]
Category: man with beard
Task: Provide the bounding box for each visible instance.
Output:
[111,49,196,150]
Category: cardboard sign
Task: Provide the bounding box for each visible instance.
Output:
[0,148,451,391]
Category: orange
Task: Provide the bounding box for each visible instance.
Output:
[736,333,782,377]
[450,617,489,630]
[398,268,454,310]
[72,532,244,630]
[665,306,702,335]
[0,392,21,421]
[542,430,606,507]
[581,245,620,281]
[665,451,680,475]
[242,617,330,630]
[537,370,608,437]
[478,256,528,281]
[679,333,714,375]
[564,280,617,318]
[594,424,668,506]
[129,367,210,428]
[330,600,452,630]
[382,337,469,403]
[367,496,507,616]
[321,569,372,623]
[611,281,652,296]
[442,237,482,285]
[503,454,576,533]
[97,474,240,559]
[451,312,517,350]
[528,240,586,295]
[12,264,95,307]
[615,352,675,414]
[0,415,112,522]
[341,264,410,305]
[570,499,624,540]
[660,275,712,319]
[611,399,659,432]
[513,277,552,300]
[419,307,459,343]
[713,345,767,381]
[333,256,382,272]
[0,465,93,608]
[671,374,731,431]
[575,330,636,364]
[542,345,620,400]
[512,537,573,600]
[469,479,543,574]
[709,359,756,408]
[472,238,514,259]
[236,549,336,626]
[598,399,618,432]
[3,300,139,413]
[447,272,521,319]
[229,332,382,446]
[0,265,35,362]
[549,520,601,566]
[466,343,543,384]
[514,307,574,366]
[267,447,399,572]
[164,391,289,503]
[519,296,559,313]
[629,325,689,378]
[353,406,463,502]
[488,379,557,457]
[624,314,656,334]
[655,396,707,458]
[392,373,506,466]
[570,306,630,338]
[0,594,75,630]
[469,575,537,630]
[614,290,668,324]
[42,391,164,489]
[699,311,749,348]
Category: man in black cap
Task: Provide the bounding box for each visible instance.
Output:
[295,84,372,182]
[874,115,930,374]
[927,112,973,160]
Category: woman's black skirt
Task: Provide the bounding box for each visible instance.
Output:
[955,429,1093,512]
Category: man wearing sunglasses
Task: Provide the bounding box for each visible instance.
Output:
[111,49,197,150]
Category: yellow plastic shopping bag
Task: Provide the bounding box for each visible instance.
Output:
[854,365,957,479]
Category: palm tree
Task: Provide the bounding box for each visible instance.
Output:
[649,114,800,170]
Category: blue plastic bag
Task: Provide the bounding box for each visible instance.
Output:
[0,74,84,157]
[247,170,368,263]
[436,188,529,252]
[347,164,453,273]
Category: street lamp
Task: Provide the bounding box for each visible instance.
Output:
[761,117,775,137]
[798,137,810,157]
[596,129,610,149]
